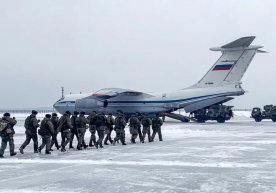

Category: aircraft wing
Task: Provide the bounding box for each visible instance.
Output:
[92,88,154,99]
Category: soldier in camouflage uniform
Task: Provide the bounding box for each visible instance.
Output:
[70,111,79,149]
[113,113,127,145]
[20,110,40,154]
[137,113,143,142]
[50,113,60,150]
[104,113,115,145]
[0,113,17,158]
[76,112,89,150]
[128,113,141,144]
[87,111,97,147]
[93,112,107,148]
[38,114,55,154]
[141,115,152,143]
[151,114,163,141]
[58,111,73,152]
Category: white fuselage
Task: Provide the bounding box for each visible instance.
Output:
[53,85,243,115]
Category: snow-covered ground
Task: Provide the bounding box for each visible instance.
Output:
[0,112,276,193]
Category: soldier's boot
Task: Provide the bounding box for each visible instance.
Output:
[89,138,94,147]
[122,141,127,145]
[95,142,99,149]
[83,144,88,149]
[77,145,83,150]
[38,147,41,154]
[45,151,51,155]
[34,144,38,153]
[100,142,104,148]
[104,137,107,144]
[0,154,4,158]
[50,149,54,151]
[112,140,116,146]
[133,139,136,144]
[19,147,24,154]
[69,143,74,149]
[104,138,109,145]
[56,145,60,150]
[10,153,17,156]
[61,146,66,152]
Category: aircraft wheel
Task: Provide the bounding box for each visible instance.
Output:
[217,116,226,123]
[271,115,276,122]
[254,116,262,122]
[197,118,205,123]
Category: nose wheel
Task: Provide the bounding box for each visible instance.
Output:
[103,100,108,108]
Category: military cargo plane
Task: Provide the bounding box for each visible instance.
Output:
[54,36,265,119]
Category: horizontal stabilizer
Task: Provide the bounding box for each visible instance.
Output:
[257,49,268,53]
[222,36,255,48]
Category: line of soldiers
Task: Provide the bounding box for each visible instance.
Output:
[0,110,163,158]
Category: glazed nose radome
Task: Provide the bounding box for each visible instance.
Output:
[75,98,104,110]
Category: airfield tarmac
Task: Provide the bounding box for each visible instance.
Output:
[0,113,276,193]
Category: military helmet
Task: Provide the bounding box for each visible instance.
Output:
[74,111,79,115]
[52,113,57,117]
[45,114,51,118]
[80,111,85,115]
[32,110,38,115]
[3,112,10,117]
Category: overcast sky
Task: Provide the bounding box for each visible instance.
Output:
[0,0,275,109]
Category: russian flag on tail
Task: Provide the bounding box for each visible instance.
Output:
[212,64,234,71]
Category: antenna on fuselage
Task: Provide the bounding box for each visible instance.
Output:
[61,86,64,99]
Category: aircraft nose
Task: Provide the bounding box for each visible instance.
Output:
[53,100,65,114]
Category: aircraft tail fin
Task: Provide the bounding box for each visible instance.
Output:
[192,36,265,88]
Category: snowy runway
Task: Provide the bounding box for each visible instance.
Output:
[0,114,276,193]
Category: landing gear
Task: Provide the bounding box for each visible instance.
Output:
[254,116,262,122]
[217,116,225,123]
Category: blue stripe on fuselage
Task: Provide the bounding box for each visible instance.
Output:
[107,92,238,104]
[56,91,240,105]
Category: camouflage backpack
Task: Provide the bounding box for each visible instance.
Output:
[24,116,32,129]
[142,118,150,127]
[93,115,103,127]
[0,118,8,132]
[115,117,126,129]
[38,120,49,136]
[129,117,138,127]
